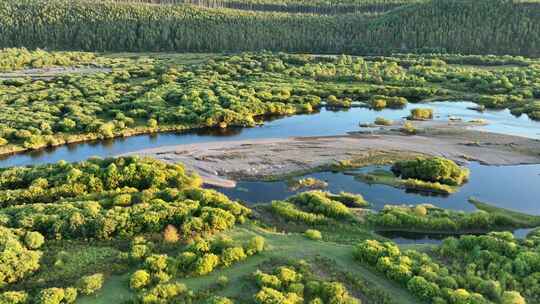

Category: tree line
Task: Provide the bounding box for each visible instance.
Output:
[0,0,539,56]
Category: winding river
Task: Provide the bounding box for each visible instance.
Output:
[2,101,539,168]
[1,101,540,241]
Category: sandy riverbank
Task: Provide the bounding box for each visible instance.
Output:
[126,122,540,187]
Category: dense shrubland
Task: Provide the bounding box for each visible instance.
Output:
[0,48,97,72]
[1,50,540,156]
[1,0,540,56]
[0,157,252,302]
[369,204,538,233]
[354,231,540,303]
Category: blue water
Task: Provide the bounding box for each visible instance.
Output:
[217,162,540,215]
[1,101,539,168]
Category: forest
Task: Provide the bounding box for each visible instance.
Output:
[0,0,539,55]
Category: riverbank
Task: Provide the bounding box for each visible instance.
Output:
[127,122,540,187]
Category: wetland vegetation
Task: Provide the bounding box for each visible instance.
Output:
[0,0,539,303]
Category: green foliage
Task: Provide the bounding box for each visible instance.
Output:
[287,178,328,191]
[408,108,433,120]
[35,287,76,304]
[0,158,249,240]
[220,247,247,267]
[286,191,352,219]
[246,236,266,255]
[369,95,408,109]
[0,291,28,304]
[369,204,535,232]
[0,48,96,72]
[355,231,540,303]
[0,227,42,288]
[130,270,151,290]
[76,273,104,295]
[24,231,45,249]
[391,157,469,186]
[254,263,360,304]
[140,282,187,303]
[1,0,539,57]
[400,121,416,135]
[206,296,234,304]
[304,229,322,241]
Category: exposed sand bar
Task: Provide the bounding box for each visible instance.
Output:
[126,124,540,188]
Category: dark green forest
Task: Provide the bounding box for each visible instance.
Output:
[0,0,539,56]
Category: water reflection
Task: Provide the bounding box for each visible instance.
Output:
[216,163,540,215]
[1,101,539,168]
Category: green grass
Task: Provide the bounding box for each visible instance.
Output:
[75,224,419,304]
[353,169,458,194]
[469,197,540,227]
[77,274,134,304]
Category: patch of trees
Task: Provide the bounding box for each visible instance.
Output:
[128,234,265,302]
[0,156,202,207]
[1,50,539,156]
[0,157,254,302]
[270,191,366,224]
[369,95,408,109]
[253,262,361,304]
[0,227,43,288]
[408,108,433,120]
[369,204,533,233]
[391,157,469,186]
[354,231,538,303]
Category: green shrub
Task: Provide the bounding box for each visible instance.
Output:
[409,108,433,120]
[35,288,76,304]
[254,270,282,289]
[370,95,408,109]
[220,247,247,267]
[0,291,28,304]
[246,236,266,255]
[401,121,417,134]
[24,231,45,249]
[141,282,187,303]
[193,253,220,275]
[391,157,469,186]
[130,270,151,290]
[304,229,323,241]
[76,273,104,295]
[217,275,229,288]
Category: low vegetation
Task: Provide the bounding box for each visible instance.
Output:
[287,178,328,191]
[369,204,540,233]
[408,108,434,120]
